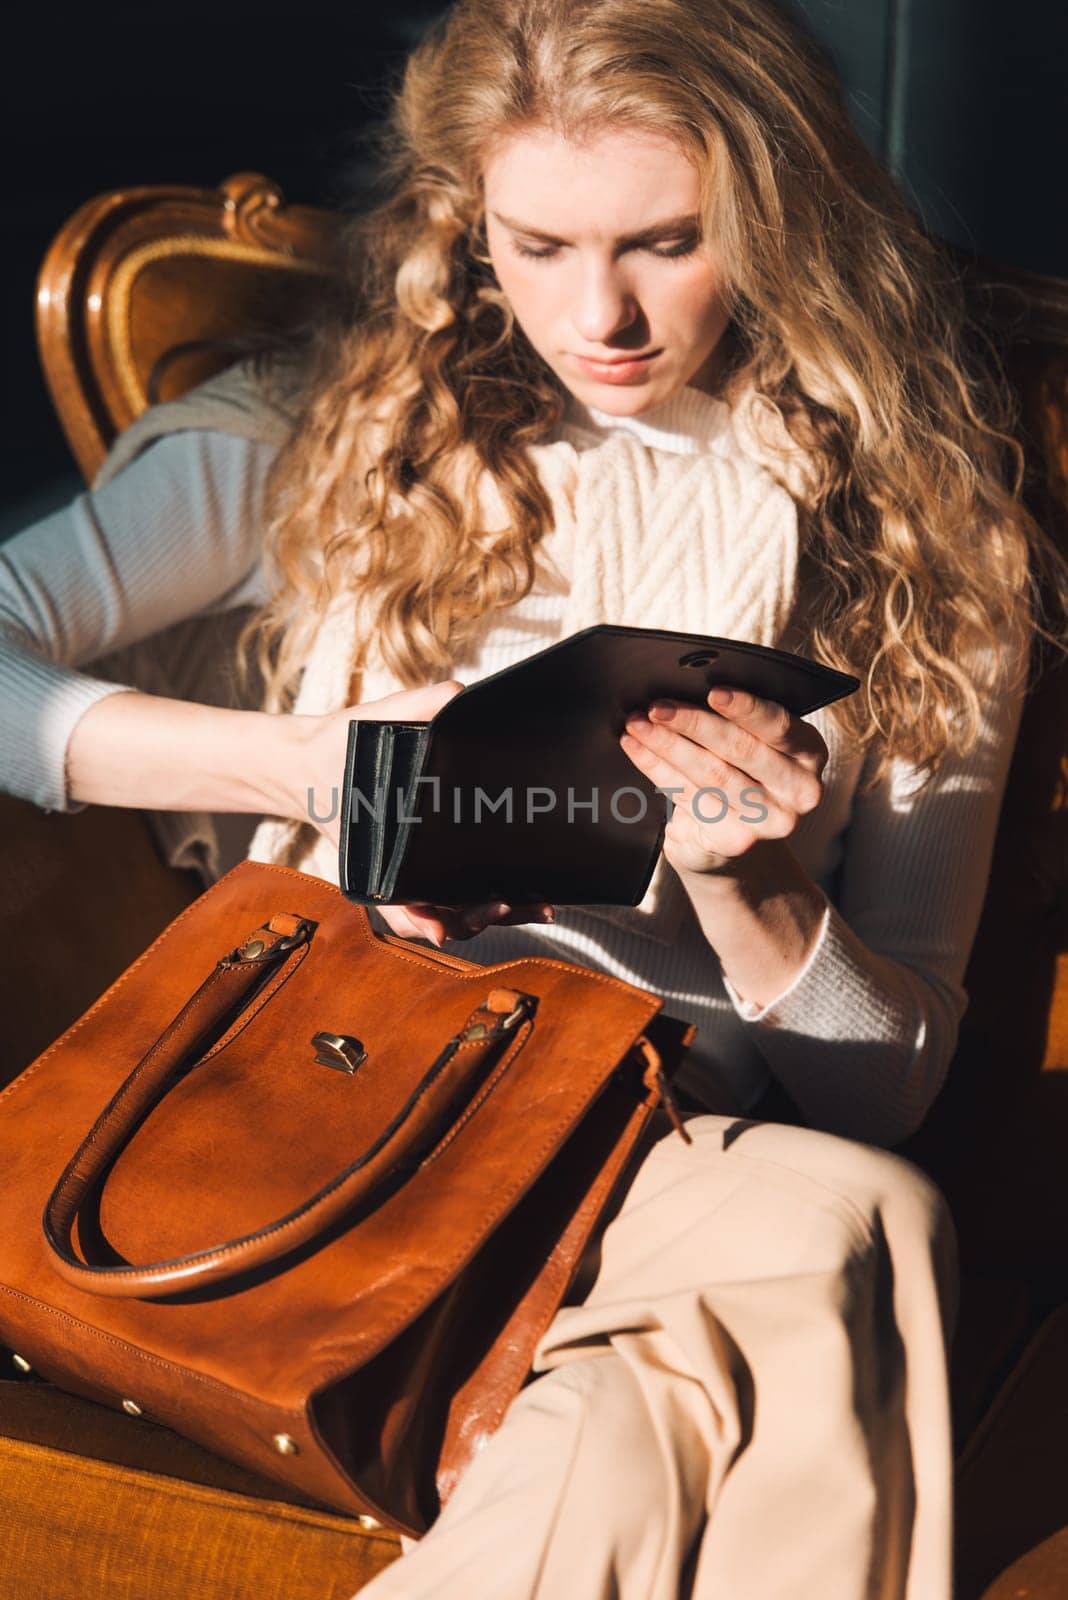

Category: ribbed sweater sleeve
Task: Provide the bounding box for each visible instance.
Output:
[718,630,1030,1147]
[0,431,277,814]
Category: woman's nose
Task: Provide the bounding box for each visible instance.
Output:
[570,262,639,346]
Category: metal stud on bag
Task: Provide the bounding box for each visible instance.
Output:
[463,990,530,1041]
[233,916,315,964]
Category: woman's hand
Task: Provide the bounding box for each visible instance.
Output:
[374,897,555,946]
[292,679,554,946]
[294,679,463,855]
[618,685,829,878]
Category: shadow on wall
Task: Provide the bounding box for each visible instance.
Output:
[791,0,1068,277]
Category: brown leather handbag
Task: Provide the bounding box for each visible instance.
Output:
[0,858,695,1537]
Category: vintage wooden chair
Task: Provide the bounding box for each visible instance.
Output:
[4,172,343,1079]
[0,172,1065,1598]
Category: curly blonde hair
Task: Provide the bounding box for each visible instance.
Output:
[235,0,1068,790]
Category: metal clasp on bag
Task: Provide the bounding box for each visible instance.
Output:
[311,1032,367,1075]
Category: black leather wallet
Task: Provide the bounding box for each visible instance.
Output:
[337,624,859,907]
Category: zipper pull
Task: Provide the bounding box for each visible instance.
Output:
[655,1066,693,1145]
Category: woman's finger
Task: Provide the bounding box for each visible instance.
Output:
[704,687,829,774]
[403,898,554,943]
[490,900,556,928]
[620,721,797,837]
[633,694,824,812]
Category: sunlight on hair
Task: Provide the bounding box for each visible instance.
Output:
[233,0,1067,792]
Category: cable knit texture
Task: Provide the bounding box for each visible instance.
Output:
[0,361,1028,1146]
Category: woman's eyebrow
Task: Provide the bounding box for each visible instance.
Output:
[489,210,701,246]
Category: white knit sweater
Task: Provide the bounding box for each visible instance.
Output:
[0,377,1027,1146]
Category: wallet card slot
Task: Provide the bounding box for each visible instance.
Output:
[343,721,396,898]
[339,720,370,898]
[381,726,431,899]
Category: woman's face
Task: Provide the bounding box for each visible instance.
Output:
[483,124,731,416]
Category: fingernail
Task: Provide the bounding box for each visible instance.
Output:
[540,906,555,923]
[710,687,733,707]
[648,700,676,719]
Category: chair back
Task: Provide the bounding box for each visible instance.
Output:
[6,174,342,1079]
[36,170,342,481]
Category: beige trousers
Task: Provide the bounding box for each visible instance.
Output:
[355,1108,958,1600]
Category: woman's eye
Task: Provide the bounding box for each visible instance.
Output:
[512,240,560,260]
[510,237,701,263]
[652,236,701,260]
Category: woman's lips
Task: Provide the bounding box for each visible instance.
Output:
[571,350,661,383]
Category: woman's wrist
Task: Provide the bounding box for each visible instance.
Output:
[243,706,324,823]
[677,840,830,1010]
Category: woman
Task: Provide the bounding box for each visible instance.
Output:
[3,1,1066,1595]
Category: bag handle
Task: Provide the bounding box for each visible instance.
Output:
[42,912,536,1299]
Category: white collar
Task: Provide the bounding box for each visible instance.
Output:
[562,382,732,456]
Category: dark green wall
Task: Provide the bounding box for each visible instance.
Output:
[791,0,1068,275]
